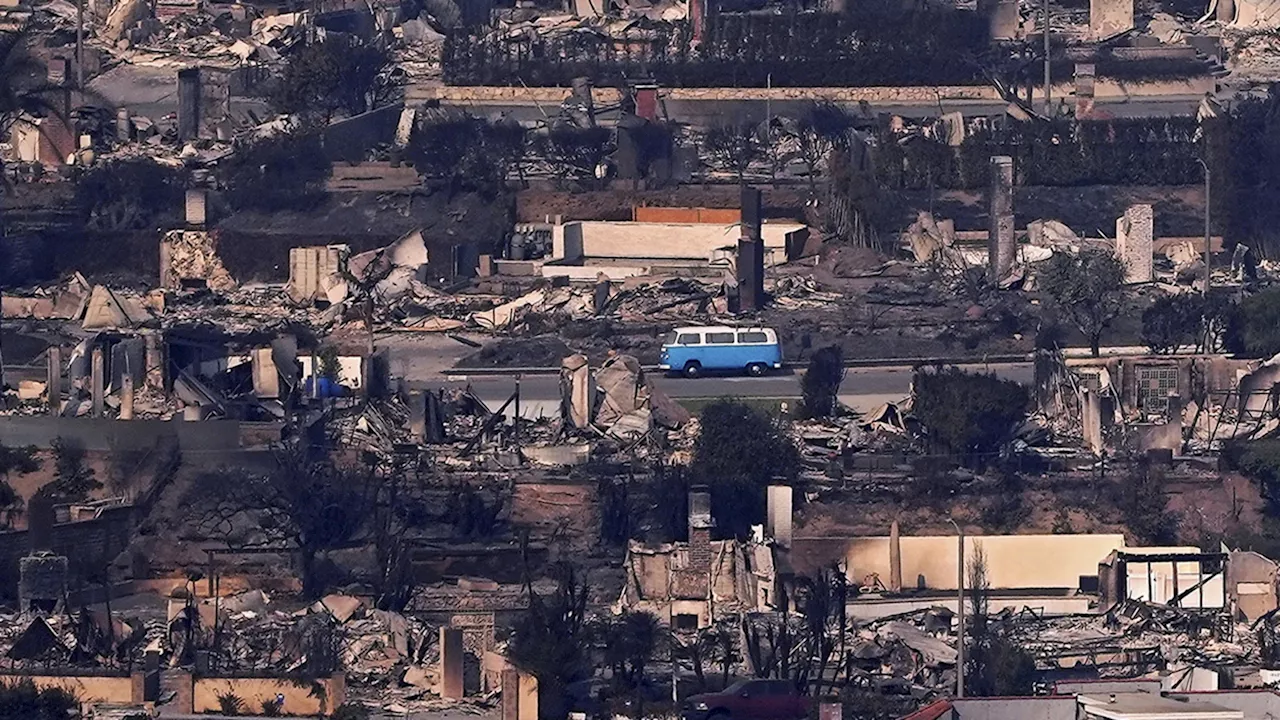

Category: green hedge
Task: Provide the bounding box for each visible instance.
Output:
[443,10,989,87]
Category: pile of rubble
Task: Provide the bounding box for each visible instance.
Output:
[324,351,689,467]
[792,403,911,469]
[199,590,496,714]
[833,599,1263,700]
[173,590,493,715]
[1010,600,1257,677]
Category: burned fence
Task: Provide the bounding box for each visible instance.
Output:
[875,117,1205,191]
[443,10,988,88]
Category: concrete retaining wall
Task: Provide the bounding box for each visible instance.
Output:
[420,77,1212,105]
[0,672,143,704]
[189,674,346,716]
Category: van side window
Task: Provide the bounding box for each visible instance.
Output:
[706,332,736,344]
[738,331,768,343]
[676,333,702,345]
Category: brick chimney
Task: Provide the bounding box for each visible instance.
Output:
[688,487,712,572]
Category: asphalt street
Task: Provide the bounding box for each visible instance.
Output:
[445,95,1209,125]
[431,361,1035,416]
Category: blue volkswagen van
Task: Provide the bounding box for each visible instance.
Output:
[658,325,783,378]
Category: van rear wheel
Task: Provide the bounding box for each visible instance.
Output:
[683,361,702,379]
[746,362,767,377]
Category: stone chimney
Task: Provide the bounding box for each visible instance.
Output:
[1074,63,1097,119]
[1116,204,1154,284]
[987,156,1015,284]
[177,68,201,141]
[185,188,207,228]
[737,186,765,312]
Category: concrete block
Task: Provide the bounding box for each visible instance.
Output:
[989,0,1019,40]
[144,333,164,392]
[119,375,134,420]
[523,444,591,466]
[890,519,903,592]
[457,576,500,592]
[1091,0,1134,38]
[185,188,206,227]
[91,345,104,418]
[517,671,538,720]
[501,669,519,720]
[766,485,792,548]
[16,380,44,401]
[116,108,132,142]
[251,347,280,399]
[47,347,61,416]
[1082,388,1102,455]
[287,245,349,306]
[409,391,426,442]
[440,627,465,700]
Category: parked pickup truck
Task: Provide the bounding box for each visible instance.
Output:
[683,679,812,720]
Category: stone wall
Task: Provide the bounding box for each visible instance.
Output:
[0,506,136,599]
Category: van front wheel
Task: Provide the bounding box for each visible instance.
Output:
[683,362,702,379]
[746,363,767,377]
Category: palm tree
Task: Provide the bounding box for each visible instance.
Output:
[0,22,76,156]
[0,20,84,275]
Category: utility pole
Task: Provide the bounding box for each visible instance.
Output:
[75,0,84,92]
[949,518,965,698]
[1201,158,1211,295]
[1043,0,1051,114]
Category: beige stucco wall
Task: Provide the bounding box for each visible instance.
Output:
[193,675,345,716]
[1124,557,1226,608]
[517,669,539,720]
[1229,550,1279,621]
[568,221,798,262]
[0,674,140,704]
[845,534,1126,591]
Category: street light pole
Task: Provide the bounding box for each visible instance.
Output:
[1043,0,1051,114]
[948,518,965,698]
[1199,158,1211,295]
[75,0,84,91]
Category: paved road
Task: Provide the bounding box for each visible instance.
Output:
[449,95,1208,124]
[430,361,1035,416]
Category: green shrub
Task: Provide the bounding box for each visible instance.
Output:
[0,678,78,720]
[217,691,245,716]
[1226,287,1280,359]
[912,367,1029,467]
[691,399,800,538]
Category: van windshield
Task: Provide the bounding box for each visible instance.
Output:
[661,332,676,345]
